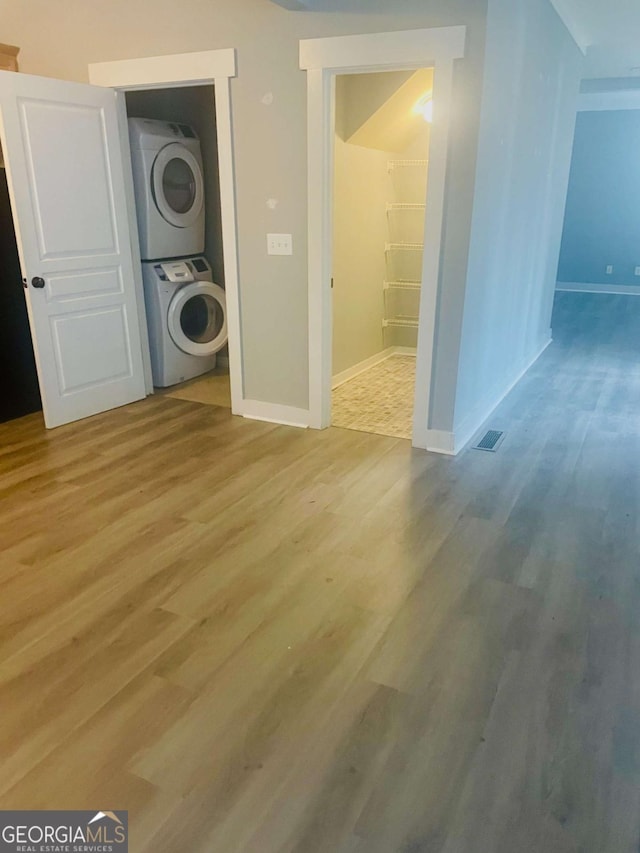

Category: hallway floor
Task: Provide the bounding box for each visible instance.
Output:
[1,292,640,851]
[332,354,416,439]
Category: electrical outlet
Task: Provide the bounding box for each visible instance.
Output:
[606,265,613,275]
[267,233,293,256]
[634,267,640,277]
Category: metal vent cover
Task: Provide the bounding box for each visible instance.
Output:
[472,429,505,452]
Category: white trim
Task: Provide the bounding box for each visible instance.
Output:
[425,429,456,456]
[578,90,640,112]
[300,26,466,453]
[241,400,310,429]
[331,346,415,390]
[453,337,552,455]
[88,49,236,89]
[557,281,640,296]
[412,58,455,451]
[88,49,244,417]
[548,0,590,54]
[300,26,465,71]
[213,77,244,414]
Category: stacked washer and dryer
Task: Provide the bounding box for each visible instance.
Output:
[128,118,228,387]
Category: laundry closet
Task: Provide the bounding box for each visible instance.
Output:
[124,86,230,402]
[331,69,431,440]
[0,48,241,431]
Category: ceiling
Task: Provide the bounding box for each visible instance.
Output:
[270,0,640,81]
[550,0,640,78]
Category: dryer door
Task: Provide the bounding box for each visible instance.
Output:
[152,143,204,228]
[167,281,227,357]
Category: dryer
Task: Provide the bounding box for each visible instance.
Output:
[142,256,227,388]
[129,118,205,260]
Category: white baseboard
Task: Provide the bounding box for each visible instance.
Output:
[556,281,640,296]
[452,336,552,454]
[425,429,456,456]
[240,399,310,428]
[332,346,416,390]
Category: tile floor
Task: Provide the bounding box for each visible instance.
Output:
[332,354,416,440]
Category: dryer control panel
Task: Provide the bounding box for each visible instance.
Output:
[153,256,212,284]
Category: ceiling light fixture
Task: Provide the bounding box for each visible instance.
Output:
[414,94,433,124]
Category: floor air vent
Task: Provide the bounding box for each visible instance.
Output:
[472,429,505,452]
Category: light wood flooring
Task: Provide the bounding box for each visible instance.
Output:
[161,366,231,409]
[1,291,640,851]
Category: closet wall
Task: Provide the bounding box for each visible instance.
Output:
[332,136,394,376]
[332,72,430,378]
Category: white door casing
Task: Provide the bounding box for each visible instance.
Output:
[0,70,146,428]
[299,27,466,450]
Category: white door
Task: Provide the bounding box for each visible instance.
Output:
[0,70,146,428]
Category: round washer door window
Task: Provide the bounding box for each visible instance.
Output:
[152,142,204,228]
[167,281,227,357]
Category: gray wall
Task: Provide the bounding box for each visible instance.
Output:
[451,0,582,437]
[557,109,640,288]
[1,0,487,421]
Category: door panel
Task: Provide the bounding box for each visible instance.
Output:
[0,70,146,427]
[46,269,123,302]
[20,100,118,258]
[52,307,133,392]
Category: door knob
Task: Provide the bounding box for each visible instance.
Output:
[31,277,45,288]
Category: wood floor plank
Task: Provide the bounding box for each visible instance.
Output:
[1,292,640,851]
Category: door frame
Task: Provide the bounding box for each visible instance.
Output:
[299,27,465,448]
[89,49,243,411]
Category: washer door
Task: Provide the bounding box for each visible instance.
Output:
[167,281,227,357]
[151,142,204,228]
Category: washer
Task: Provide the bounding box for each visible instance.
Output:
[142,256,227,388]
[129,117,205,260]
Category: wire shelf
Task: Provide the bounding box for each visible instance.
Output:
[386,203,426,212]
[383,318,419,329]
[384,280,422,290]
[388,159,429,171]
[385,242,424,252]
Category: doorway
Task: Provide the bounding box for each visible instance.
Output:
[331,69,432,440]
[300,26,466,449]
[123,85,231,410]
[89,48,243,416]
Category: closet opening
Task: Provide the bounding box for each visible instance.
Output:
[331,69,432,440]
[124,85,231,410]
[0,146,41,424]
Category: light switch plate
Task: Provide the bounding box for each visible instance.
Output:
[267,233,293,256]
